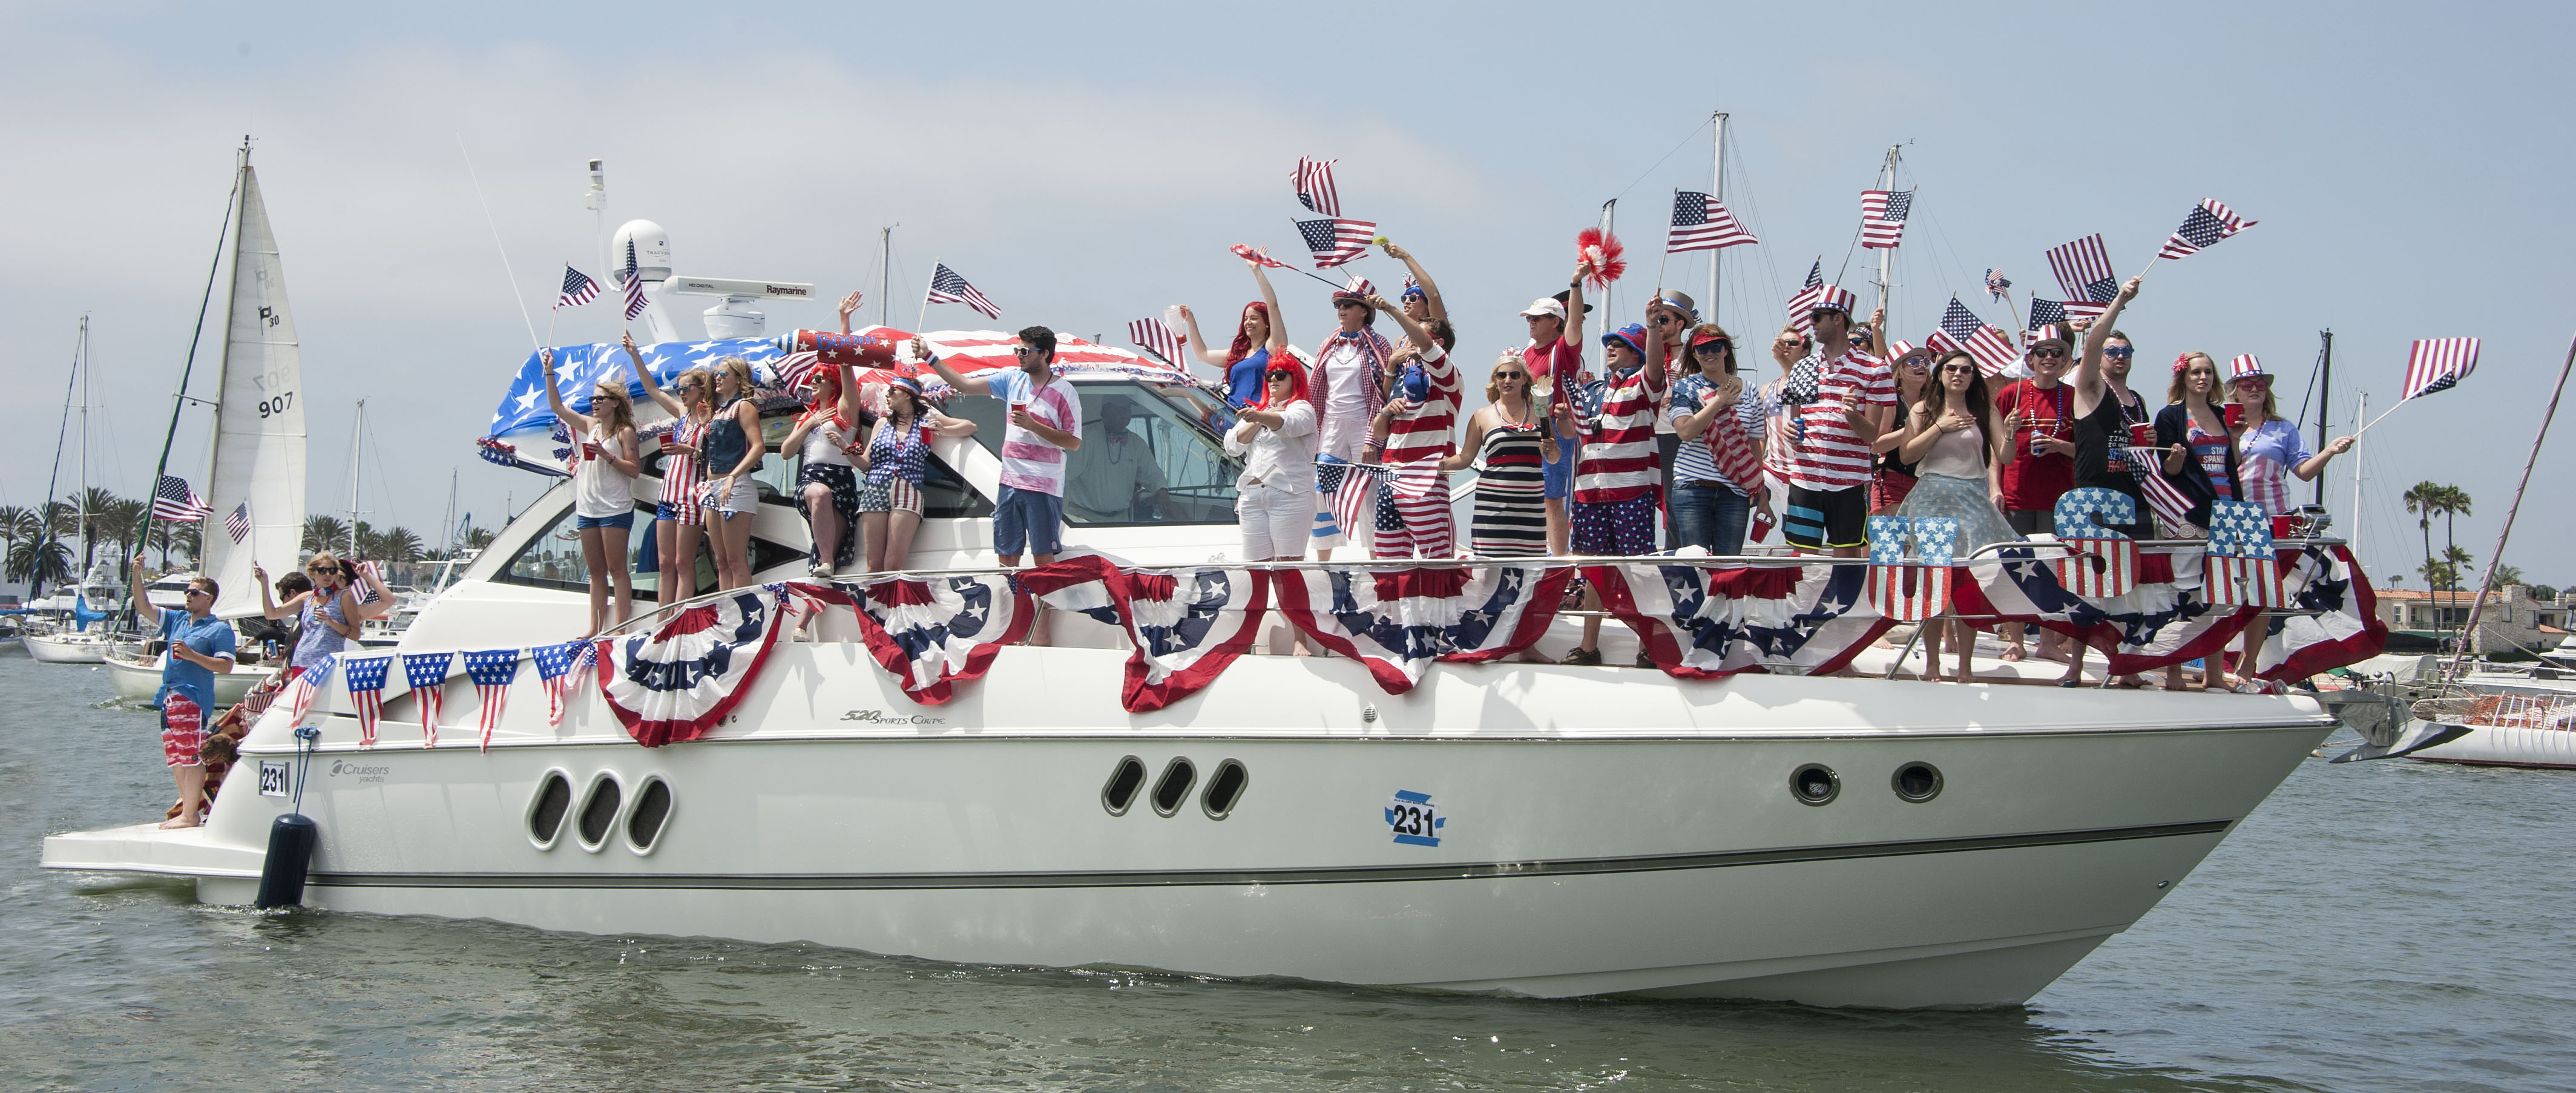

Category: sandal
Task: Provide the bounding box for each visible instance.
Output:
[1563,647,1603,666]
[1633,652,1658,670]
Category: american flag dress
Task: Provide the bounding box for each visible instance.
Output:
[658,414,709,526]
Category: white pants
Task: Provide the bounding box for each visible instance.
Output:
[1237,481,1317,560]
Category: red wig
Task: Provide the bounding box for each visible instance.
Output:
[1224,301,1274,368]
[1251,353,1309,410]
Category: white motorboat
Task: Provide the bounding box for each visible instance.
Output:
[2402,692,2576,769]
[101,645,277,707]
[23,629,117,664]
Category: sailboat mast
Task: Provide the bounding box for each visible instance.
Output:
[2349,389,2366,548]
[1873,145,1900,326]
[137,141,247,568]
[2313,329,2333,507]
[75,316,90,561]
[1707,111,1726,327]
[346,398,366,557]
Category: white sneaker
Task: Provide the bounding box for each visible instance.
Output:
[809,563,832,579]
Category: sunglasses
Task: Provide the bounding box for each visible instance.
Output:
[1939,363,1976,373]
[1650,315,1681,326]
[2103,346,2135,359]
[1495,371,1528,381]
[2232,376,2270,387]
[1013,346,1045,355]
[185,588,211,598]
[2030,348,2069,359]
[1266,370,1295,380]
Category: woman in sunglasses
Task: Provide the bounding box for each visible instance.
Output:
[1868,340,1936,517]
[627,332,714,606]
[1893,352,2022,681]
[1666,324,1769,555]
[252,551,365,681]
[540,346,642,632]
[1224,358,1319,565]
[1444,352,1562,559]
[2226,359,2353,518]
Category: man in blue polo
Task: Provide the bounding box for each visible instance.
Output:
[132,559,237,829]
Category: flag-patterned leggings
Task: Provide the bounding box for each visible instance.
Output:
[1371,473,1454,559]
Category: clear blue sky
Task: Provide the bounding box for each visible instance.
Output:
[3,2,2566,591]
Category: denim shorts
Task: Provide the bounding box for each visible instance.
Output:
[576,511,635,530]
[1542,435,1579,499]
[993,485,1065,557]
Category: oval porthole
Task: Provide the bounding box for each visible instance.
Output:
[1151,758,1196,818]
[1790,763,1840,807]
[1891,761,1943,803]
[626,776,674,853]
[1102,755,1147,816]
[1200,759,1249,820]
[576,774,623,850]
[527,770,574,848]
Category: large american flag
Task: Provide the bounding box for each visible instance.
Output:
[2400,338,2480,401]
[925,263,1001,320]
[1859,189,1912,249]
[1296,217,1375,268]
[2158,199,2257,260]
[1787,257,1824,336]
[151,475,211,522]
[223,502,251,543]
[1294,156,1340,216]
[1666,191,1758,253]
[1126,317,1184,366]
[2045,234,2115,301]
[555,264,600,309]
[620,238,648,320]
[1928,297,2016,377]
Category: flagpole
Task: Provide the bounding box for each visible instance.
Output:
[2353,401,2406,438]
[1707,111,1726,329]
[2131,254,2162,283]
[1654,188,1676,292]
[456,131,542,350]
[917,257,939,333]
[2445,331,2576,676]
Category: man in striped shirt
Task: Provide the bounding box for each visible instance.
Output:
[927,326,1083,642]
[1563,297,1680,666]
[1777,287,1895,557]
[1364,299,1459,559]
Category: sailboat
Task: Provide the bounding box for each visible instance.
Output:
[99,142,304,702]
[24,316,123,665]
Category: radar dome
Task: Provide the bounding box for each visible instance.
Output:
[610,220,672,283]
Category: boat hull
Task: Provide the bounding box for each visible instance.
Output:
[48,645,2333,1008]
[2406,723,2576,768]
[24,632,111,664]
[102,653,272,707]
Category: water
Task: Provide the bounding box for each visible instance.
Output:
[4,654,2570,1092]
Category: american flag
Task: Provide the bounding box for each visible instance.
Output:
[555,264,600,309]
[289,655,335,727]
[463,649,521,751]
[1294,156,1340,217]
[533,639,597,727]
[343,654,390,747]
[2045,234,2115,301]
[2028,298,2068,329]
[1315,461,1381,546]
[925,263,1000,320]
[353,560,386,606]
[2063,275,2118,321]
[1126,317,1184,366]
[1666,191,1759,253]
[1859,189,1913,249]
[1787,258,1824,336]
[2124,447,2197,530]
[1985,268,2012,301]
[1930,297,2016,377]
[620,238,649,321]
[2204,499,2288,608]
[223,502,251,543]
[402,652,453,746]
[2157,199,2256,260]
[151,475,211,522]
[2401,338,2479,401]
[1296,217,1376,268]
[1229,243,1295,269]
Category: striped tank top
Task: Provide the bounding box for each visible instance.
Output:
[1470,418,1548,557]
[661,415,709,511]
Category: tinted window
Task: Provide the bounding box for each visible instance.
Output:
[492,502,801,603]
[947,381,1240,525]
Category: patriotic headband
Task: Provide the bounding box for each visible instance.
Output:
[2230,353,2266,378]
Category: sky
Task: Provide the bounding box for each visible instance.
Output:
[2,1,2569,594]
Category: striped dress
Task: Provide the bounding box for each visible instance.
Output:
[1469,418,1548,557]
[659,415,709,525]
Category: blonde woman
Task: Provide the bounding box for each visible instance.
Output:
[1444,352,1560,558]
[2155,352,2244,692]
[698,356,767,590]
[626,333,714,606]
[1893,351,2022,681]
[542,347,642,632]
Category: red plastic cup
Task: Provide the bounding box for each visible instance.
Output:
[2128,422,2156,448]
[2223,403,2246,429]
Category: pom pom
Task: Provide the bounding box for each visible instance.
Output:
[1371,235,1390,246]
[1576,228,1627,291]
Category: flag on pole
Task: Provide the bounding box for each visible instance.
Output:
[555,265,601,309]
[1787,258,1824,336]
[2045,234,2114,300]
[224,502,251,543]
[620,238,649,320]
[2126,447,2198,530]
[1985,268,2012,301]
[1293,157,1341,216]
[1666,191,1758,252]
[151,476,212,522]
[1296,217,1376,268]
[1859,190,1913,249]
[1928,297,2016,377]
[1229,243,1295,269]
[463,649,520,751]
[1127,317,1184,366]
[2400,338,2480,401]
[2157,199,2257,260]
[2028,298,2068,329]
[925,263,1000,320]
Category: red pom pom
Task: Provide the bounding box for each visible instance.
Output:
[1576,228,1627,291]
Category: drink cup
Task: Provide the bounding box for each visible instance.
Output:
[2128,422,2156,448]
[2223,403,2246,429]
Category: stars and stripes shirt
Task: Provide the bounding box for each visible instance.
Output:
[987,367,1082,497]
[1572,364,1669,504]
[1668,374,1766,493]
[657,415,709,513]
[1378,344,1460,466]
[1778,348,1896,493]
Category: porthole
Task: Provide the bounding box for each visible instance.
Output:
[527,770,574,848]
[1891,761,1943,803]
[1102,755,1147,816]
[1790,763,1840,807]
[1200,759,1249,819]
[576,773,623,850]
[1151,757,1196,818]
[626,776,674,852]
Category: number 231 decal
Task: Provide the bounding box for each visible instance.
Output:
[1385,790,1444,847]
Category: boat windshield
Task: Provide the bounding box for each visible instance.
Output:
[943,380,1242,525]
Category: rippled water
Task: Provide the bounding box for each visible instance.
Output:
[4,652,2570,1092]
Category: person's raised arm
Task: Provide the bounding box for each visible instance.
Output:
[352,564,395,620]
[1366,294,1436,357]
[927,409,977,438]
[1380,241,1445,324]
[2295,434,2356,481]
[1563,266,1588,348]
[1250,261,1287,356]
[2075,277,2141,405]
[129,559,161,629]
[836,290,862,335]
[915,336,994,396]
[1641,306,1674,392]
[626,332,686,418]
[540,349,594,436]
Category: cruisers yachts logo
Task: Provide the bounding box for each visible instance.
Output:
[1385,790,1444,847]
[329,760,390,783]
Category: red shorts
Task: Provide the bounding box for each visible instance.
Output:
[161,692,204,769]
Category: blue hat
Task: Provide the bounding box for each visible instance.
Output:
[1601,323,1648,358]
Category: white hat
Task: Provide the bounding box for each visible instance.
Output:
[1521,297,1568,321]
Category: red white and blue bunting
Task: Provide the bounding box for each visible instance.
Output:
[401,652,453,746]
[463,649,520,751]
[1953,550,2253,676]
[825,573,1031,705]
[1588,562,1892,678]
[1019,556,1271,712]
[2252,545,2387,681]
[600,588,792,747]
[339,654,389,746]
[533,639,597,727]
[1269,563,1574,694]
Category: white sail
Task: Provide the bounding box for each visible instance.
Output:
[200,160,308,620]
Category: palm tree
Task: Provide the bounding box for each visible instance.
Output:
[172,524,202,566]
[2437,485,2472,560]
[91,497,145,566]
[5,508,72,595]
[2494,564,2525,589]
[352,520,381,561]
[462,527,495,551]
[303,515,348,554]
[2401,481,2443,581]
[0,505,31,553]
[71,487,122,569]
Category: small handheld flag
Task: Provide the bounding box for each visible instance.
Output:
[925,263,1000,320]
[556,265,601,309]
[1859,190,1913,249]
[2400,338,2480,401]
[151,476,212,522]
[1127,317,1184,366]
[1293,157,1341,217]
[2045,234,2115,300]
[1667,191,1758,253]
[2157,199,2257,260]
[1230,244,1295,269]
[1296,217,1376,268]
